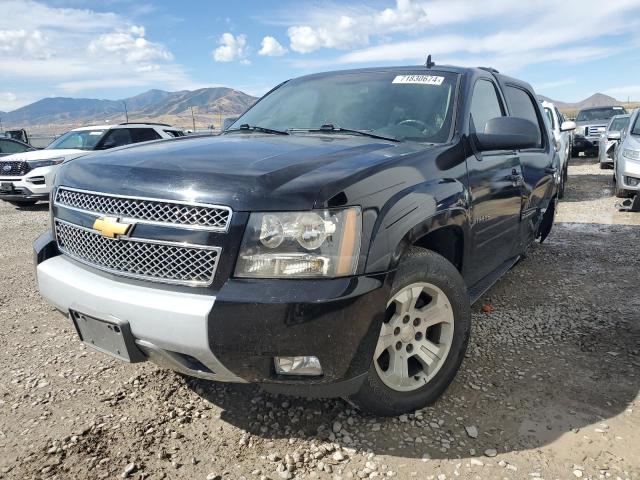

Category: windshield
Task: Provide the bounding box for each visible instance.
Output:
[576,107,626,122]
[229,71,458,143]
[609,116,630,132]
[46,129,106,150]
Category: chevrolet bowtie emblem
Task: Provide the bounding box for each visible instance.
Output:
[93,216,133,238]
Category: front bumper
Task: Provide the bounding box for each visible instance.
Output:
[573,136,599,151]
[616,157,640,192]
[35,232,390,397]
[0,165,57,202]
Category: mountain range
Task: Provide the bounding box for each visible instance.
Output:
[537,93,626,111]
[0,88,258,130]
[0,89,630,131]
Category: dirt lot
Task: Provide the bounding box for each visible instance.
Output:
[0,157,638,480]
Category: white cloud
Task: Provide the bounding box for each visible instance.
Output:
[213,33,249,63]
[0,29,50,59]
[88,26,173,64]
[259,36,287,56]
[0,1,200,108]
[287,0,428,53]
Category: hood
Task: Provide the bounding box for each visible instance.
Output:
[56,134,420,211]
[574,120,609,128]
[2,148,87,162]
[623,133,640,150]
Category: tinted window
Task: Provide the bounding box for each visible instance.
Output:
[100,129,133,149]
[505,86,543,148]
[0,139,31,154]
[164,129,185,137]
[470,79,503,133]
[131,128,162,143]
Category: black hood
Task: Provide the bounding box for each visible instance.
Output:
[56,134,421,210]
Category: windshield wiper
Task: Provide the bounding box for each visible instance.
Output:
[291,124,399,142]
[225,124,289,135]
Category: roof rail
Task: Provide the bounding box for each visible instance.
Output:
[478,67,500,74]
[118,122,173,127]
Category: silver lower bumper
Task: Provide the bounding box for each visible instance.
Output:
[37,255,245,383]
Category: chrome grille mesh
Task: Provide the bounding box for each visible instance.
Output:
[55,187,231,230]
[0,161,30,176]
[55,220,220,286]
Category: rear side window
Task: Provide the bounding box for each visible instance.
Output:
[470,79,504,133]
[131,128,162,143]
[505,86,543,148]
[163,130,185,137]
[100,128,133,149]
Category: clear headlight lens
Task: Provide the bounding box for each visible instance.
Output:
[623,148,640,161]
[28,157,65,169]
[235,207,362,278]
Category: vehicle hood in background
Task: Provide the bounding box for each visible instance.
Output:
[56,134,422,211]
[1,149,87,162]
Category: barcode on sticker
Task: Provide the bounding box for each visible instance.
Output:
[392,75,444,85]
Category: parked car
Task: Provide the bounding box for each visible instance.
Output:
[598,114,630,169]
[0,123,183,206]
[542,100,575,198]
[0,137,35,157]
[572,106,627,157]
[35,65,559,416]
[613,109,640,198]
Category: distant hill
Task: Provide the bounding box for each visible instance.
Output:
[1,87,258,131]
[538,93,626,111]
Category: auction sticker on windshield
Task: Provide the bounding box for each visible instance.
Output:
[392,75,444,85]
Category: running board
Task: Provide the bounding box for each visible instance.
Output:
[468,256,520,305]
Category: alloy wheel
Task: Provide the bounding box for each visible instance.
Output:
[374,282,455,392]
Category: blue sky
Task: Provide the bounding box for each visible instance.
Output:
[1,0,640,111]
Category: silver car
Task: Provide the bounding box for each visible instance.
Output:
[542,100,575,198]
[599,114,630,169]
[613,109,640,198]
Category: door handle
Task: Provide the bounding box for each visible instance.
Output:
[545,167,557,174]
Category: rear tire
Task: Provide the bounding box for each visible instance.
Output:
[349,248,470,416]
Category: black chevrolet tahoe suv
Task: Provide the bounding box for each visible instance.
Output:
[34,65,558,416]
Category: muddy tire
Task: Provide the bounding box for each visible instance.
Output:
[350,248,470,416]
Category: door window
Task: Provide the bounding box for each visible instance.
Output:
[505,86,543,148]
[131,128,162,143]
[469,79,504,134]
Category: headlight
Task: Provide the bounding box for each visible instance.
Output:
[235,207,362,278]
[28,157,65,169]
[623,148,640,161]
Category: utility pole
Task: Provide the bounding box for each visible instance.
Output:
[123,101,129,123]
[190,106,196,131]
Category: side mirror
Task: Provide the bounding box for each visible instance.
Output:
[560,120,576,132]
[475,117,539,151]
[607,131,621,141]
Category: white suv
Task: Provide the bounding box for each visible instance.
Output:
[0,123,184,206]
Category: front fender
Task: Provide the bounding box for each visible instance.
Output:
[364,178,469,273]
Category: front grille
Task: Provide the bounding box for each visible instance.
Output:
[55,220,220,286]
[587,126,605,137]
[0,161,30,177]
[55,187,232,231]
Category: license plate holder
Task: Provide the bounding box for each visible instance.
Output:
[0,182,14,193]
[70,310,145,363]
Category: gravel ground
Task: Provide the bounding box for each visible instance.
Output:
[0,156,638,480]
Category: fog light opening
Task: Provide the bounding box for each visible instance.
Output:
[626,176,640,187]
[274,356,323,376]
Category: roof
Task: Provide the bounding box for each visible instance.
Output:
[71,122,178,132]
[578,105,626,111]
[291,64,494,81]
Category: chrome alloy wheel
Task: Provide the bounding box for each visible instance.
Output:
[374,282,455,392]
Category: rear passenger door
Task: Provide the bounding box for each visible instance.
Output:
[466,78,524,284]
[503,85,554,221]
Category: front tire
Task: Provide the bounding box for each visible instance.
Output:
[350,248,470,416]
